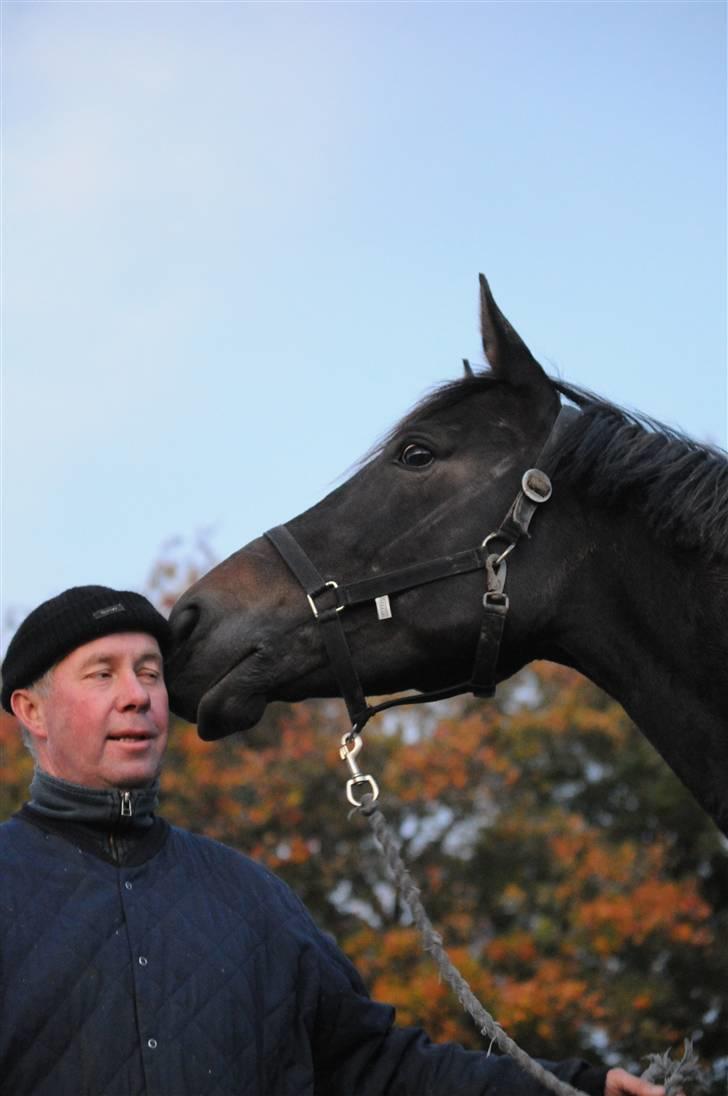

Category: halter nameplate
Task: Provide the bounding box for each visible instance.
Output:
[375,595,393,621]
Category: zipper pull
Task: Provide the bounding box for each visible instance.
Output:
[120,791,133,819]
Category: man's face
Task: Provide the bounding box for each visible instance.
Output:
[20,632,169,790]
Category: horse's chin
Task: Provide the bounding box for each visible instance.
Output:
[195,679,269,741]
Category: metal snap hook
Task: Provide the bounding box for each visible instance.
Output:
[340,733,380,806]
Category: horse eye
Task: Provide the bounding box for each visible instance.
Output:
[399,443,434,468]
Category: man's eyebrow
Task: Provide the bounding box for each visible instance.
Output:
[135,652,163,666]
[78,653,114,670]
[78,649,163,670]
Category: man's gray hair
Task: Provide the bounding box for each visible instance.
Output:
[17,667,55,760]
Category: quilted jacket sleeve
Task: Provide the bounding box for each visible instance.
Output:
[302,909,608,1096]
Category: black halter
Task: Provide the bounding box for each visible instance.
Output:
[265,405,579,734]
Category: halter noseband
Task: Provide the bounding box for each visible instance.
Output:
[265,404,579,735]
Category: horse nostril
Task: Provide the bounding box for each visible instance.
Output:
[170,602,200,646]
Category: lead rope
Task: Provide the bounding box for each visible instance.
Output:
[340,734,705,1096]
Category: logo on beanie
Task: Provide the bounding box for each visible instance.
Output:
[92,603,126,620]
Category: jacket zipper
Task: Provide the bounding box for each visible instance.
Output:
[108,792,133,862]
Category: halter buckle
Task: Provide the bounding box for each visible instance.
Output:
[521,468,552,503]
[483,590,509,610]
[307,581,344,619]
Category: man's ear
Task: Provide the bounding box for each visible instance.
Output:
[10,689,49,741]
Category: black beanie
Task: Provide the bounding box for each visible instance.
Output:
[1,585,172,712]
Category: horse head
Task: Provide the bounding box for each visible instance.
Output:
[166,275,728,834]
[167,277,585,739]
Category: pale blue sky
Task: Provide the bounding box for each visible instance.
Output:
[2,0,726,644]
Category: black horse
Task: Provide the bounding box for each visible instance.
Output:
[167,277,728,835]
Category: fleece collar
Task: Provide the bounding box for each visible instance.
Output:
[29,769,159,829]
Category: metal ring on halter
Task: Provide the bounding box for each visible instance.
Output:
[481,533,516,568]
[307,580,344,619]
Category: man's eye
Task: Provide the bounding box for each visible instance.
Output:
[399,443,434,468]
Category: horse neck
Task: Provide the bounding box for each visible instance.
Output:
[545,516,728,835]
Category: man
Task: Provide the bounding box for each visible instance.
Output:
[0,585,669,1096]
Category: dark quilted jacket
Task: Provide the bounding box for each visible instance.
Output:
[0,811,607,1096]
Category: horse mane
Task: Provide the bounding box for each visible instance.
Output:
[551,378,728,561]
[359,370,728,561]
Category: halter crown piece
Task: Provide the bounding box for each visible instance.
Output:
[265,404,579,737]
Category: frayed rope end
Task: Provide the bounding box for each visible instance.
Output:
[641,1040,707,1096]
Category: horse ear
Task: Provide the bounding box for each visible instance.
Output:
[462,358,474,378]
[479,274,549,389]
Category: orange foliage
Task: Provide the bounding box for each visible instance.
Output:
[0,710,33,816]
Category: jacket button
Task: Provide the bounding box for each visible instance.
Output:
[147,1038,157,1049]
[138,956,148,966]
[124,881,133,891]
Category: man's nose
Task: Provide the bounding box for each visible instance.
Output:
[117,671,151,709]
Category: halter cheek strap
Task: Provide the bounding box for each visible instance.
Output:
[265,404,579,734]
[264,524,370,730]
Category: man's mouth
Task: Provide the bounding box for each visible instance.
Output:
[108,732,154,742]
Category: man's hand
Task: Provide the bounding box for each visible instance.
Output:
[605,1068,670,1096]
